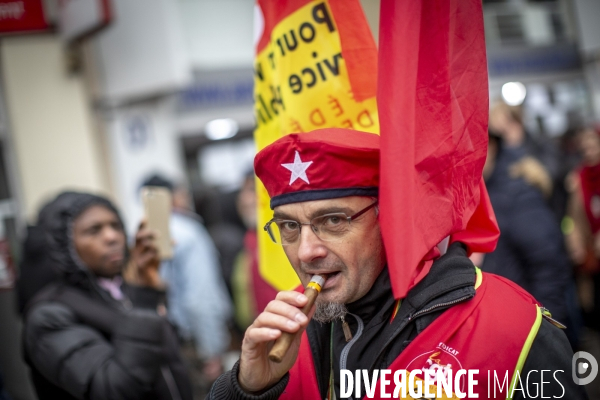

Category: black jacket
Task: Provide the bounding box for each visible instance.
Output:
[22,192,192,400]
[483,147,571,324]
[207,243,586,399]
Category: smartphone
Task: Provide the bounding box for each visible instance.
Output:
[141,186,173,259]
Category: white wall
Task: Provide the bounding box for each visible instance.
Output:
[176,0,379,70]
[103,100,185,234]
[359,0,380,43]
[93,0,192,104]
[1,35,108,222]
[178,0,255,69]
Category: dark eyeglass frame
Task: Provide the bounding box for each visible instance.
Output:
[263,200,379,245]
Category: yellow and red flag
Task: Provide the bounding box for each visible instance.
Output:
[378,0,500,299]
[253,0,378,290]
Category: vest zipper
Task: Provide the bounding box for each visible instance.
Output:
[407,295,472,321]
[540,307,567,329]
[366,293,474,377]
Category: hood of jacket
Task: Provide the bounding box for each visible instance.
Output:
[37,191,127,289]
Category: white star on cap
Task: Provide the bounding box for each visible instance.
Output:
[282,151,313,185]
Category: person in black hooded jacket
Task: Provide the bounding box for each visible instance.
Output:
[22,191,193,400]
[482,133,572,326]
[17,193,67,314]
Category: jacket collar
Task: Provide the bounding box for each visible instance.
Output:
[403,242,476,318]
[346,266,393,324]
[345,242,476,322]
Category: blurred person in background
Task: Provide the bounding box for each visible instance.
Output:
[230,172,277,332]
[204,187,246,300]
[482,131,572,329]
[565,127,600,332]
[489,101,561,183]
[141,175,232,394]
[0,368,10,400]
[22,191,192,400]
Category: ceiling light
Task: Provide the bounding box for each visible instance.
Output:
[204,118,239,141]
[501,82,527,106]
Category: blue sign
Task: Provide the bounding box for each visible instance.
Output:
[488,44,581,77]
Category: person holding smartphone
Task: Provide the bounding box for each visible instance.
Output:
[22,191,192,400]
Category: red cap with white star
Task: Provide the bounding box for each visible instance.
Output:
[254,128,380,209]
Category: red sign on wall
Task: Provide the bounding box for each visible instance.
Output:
[0,0,49,34]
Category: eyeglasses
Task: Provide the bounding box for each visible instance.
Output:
[264,200,378,246]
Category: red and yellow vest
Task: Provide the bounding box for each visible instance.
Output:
[281,269,543,399]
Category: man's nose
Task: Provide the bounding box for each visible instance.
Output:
[296,225,327,264]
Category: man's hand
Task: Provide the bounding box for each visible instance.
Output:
[238,291,314,393]
[125,221,163,289]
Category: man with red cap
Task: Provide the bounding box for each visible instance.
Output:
[207,128,586,399]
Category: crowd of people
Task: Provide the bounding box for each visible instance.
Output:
[10,103,600,399]
[483,102,600,353]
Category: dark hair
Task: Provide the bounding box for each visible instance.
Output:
[141,174,174,192]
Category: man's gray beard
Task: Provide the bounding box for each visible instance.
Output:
[313,302,348,323]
